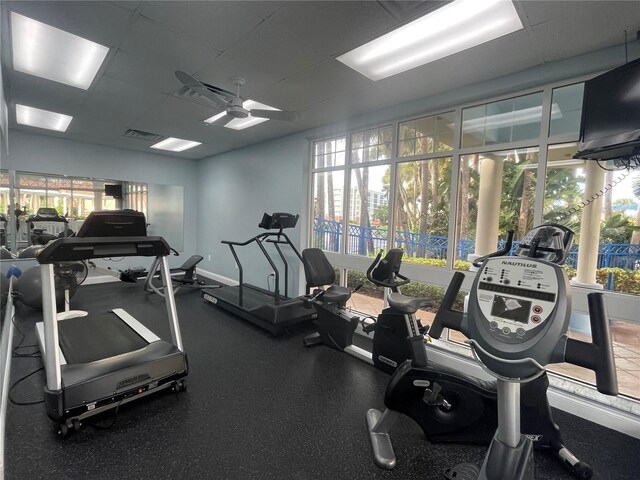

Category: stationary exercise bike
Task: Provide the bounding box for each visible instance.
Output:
[366,224,610,479]
[302,248,432,374]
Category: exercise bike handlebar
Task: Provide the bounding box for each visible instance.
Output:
[563,292,618,396]
[472,230,515,268]
[429,271,465,339]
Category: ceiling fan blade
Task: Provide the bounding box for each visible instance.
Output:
[207,113,235,127]
[249,109,298,122]
[175,71,230,109]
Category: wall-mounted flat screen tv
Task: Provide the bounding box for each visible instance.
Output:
[575,56,640,161]
[104,183,123,199]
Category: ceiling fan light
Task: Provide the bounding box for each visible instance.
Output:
[204,99,280,130]
[150,137,201,152]
[11,12,109,90]
[337,0,523,81]
[16,104,73,132]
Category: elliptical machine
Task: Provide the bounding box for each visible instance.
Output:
[366,224,613,479]
[302,248,432,374]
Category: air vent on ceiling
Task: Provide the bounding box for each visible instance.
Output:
[122,129,163,142]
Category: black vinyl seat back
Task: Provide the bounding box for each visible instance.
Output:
[302,248,336,289]
[371,249,403,284]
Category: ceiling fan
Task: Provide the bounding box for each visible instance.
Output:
[175,71,298,126]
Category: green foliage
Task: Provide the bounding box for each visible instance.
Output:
[596,268,640,295]
[600,212,634,244]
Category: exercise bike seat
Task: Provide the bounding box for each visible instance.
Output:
[321,285,352,304]
[387,293,432,314]
[179,255,203,272]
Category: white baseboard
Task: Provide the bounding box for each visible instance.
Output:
[195,268,238,286]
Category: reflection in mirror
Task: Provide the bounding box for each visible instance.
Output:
[0,170,151,260]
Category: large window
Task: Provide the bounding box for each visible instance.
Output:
[394,157,452,265]
[461,92,544,147]
[309,80,640,401]
[455,148,539,267]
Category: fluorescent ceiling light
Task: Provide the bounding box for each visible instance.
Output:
[16,104,72,132]
[337,0,523,81]
[11,12,109,90]
[204,100,279,130]
[150,137,201,152]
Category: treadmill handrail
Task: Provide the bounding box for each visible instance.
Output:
[220,231,303,306]
[36,236,171,263]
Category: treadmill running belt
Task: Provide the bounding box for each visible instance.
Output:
[58,312,149,364]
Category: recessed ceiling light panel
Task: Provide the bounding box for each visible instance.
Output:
[337,0,523,81]
[150,137,201,152]
[11,12,109,90]
[204,100,278,130]
[16,104,73,132]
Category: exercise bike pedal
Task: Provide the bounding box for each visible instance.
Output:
[443,463,480,479]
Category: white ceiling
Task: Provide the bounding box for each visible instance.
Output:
[1,1,639,160]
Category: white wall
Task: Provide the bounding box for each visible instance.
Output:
[196,133,310,293]
[2,130,200,265]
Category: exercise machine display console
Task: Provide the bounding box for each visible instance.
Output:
[431,227,617,479]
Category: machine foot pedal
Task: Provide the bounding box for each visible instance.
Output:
[444,463,480,479]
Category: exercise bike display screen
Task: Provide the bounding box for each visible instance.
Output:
[490,295,531,324]
[474,258,561,345]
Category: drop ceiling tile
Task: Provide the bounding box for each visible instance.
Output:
[265,1,397,57]
[6,71,88,116]
[257,58,373,111]
[140,94,222,132]
[240,1,286,20]
[105,50,182,95]
[138,1,264,52]
[530,3,640,62]
[194,53,284,98]
[4,0,134,48]
[221,19,327,84]
[120,16,220,74]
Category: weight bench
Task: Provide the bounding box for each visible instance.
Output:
[145,254,216,296]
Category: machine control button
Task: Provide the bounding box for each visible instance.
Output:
[503,279,510,285]
[490,321,498,329]
[516,328,526,336]
[502,326,511,334]
[486,277,493,282]
[531,315,541,323]
[533,305,543,314]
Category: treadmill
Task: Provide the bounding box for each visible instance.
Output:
[202,212,316,336]
[27,207,71,245]
[35,210,188,436]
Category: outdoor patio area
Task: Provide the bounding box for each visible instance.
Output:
[347,292,640,399]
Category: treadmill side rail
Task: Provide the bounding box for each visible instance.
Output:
[41,264,62,391]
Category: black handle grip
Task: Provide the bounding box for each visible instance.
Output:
[472,230,515,268]
[362,321,376,334]
[429,272,465,339]
[564,293,618,396]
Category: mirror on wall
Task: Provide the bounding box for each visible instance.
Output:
[0,169,185,260]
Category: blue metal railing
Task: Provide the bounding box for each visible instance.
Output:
[312,217,640,269]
